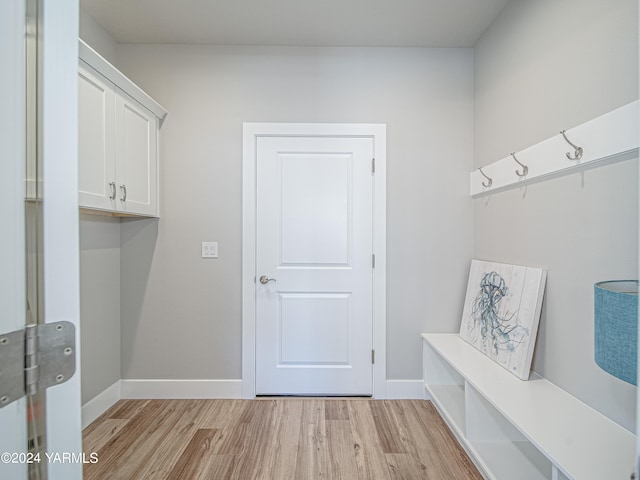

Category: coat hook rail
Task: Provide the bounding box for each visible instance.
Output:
[511,152,528,177]
[478,167,492,188]
[560,130,583,160]
[470,101,638,197]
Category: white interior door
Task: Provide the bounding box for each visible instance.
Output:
[255,135,374,395]
[0,1,28,477]
[1,1,82,479]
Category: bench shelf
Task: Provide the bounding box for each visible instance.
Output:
[422,333,636,480]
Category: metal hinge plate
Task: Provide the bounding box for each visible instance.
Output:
[372,349,375,364]
[0,321,75,409]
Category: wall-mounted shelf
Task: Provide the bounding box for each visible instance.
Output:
[422,333,636,480]
[471,101,639,197]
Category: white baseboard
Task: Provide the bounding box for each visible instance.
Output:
[120,379,243,399]
[385,380,427,399]
[82,380,121,429]
[423,384,431,401]
[82,379,425,428]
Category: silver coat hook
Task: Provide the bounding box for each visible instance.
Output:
[560,130,583,160]
[479,167,492,188]
[511,152,528,177]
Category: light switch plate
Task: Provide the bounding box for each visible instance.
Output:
[201,241,218,258]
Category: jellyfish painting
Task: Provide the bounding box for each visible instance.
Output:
[460,260,547,379]
[467,271,529,357]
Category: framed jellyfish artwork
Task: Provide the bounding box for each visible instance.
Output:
[459,260,547,380]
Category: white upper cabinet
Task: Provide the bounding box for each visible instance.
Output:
[115,90,158,216]
[79,63,117,211]
[78,40,166,217]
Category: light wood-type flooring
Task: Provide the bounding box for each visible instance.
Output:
[83,399,482,480]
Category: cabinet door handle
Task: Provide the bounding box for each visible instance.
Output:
[120,184,127,202]
[109,182,116,200]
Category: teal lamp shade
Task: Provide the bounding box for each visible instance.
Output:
[594,280,638,385]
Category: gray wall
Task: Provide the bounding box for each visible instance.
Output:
[474,0,638,430]
[79,214,121,404]
[79,1,638,433]
[115,45,474,381]
[79,11,117,65]
[78,16,121,405]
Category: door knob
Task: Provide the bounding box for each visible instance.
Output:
[259,275,276,284]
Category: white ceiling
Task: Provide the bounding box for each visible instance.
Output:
[80,0,512,47]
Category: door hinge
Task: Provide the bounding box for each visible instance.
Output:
[372,158,375,174]
[372,254,376,268]
[0,321,76,409]
[372,350,375,364]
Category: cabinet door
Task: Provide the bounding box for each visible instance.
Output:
[115,89,158,216]
[78,62,116,211]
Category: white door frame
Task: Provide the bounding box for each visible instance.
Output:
[0,1,82,479]
[242,123,387,399]
[41,4,83,479]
